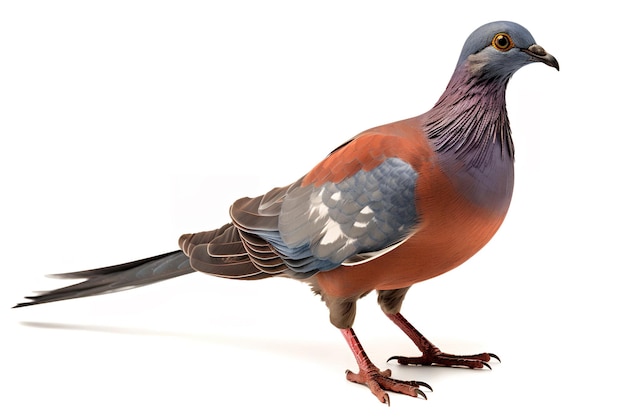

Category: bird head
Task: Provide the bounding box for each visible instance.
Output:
[456,21,559,79]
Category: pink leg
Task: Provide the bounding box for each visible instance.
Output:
[341,328,431,405]
[386,313,500,368]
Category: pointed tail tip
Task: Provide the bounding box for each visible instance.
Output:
[11,251,193,310]
[13,297,37,309]
[13,302,30,309]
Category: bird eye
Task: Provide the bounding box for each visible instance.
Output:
[491,33,514,52]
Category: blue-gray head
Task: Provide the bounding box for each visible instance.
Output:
[426,21,559,142]
[456,21,559,78]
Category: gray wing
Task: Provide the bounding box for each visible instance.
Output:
[231,157,420,276]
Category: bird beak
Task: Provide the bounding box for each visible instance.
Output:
[522,44,559,71]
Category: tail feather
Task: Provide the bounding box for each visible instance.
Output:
[14,250,193,308]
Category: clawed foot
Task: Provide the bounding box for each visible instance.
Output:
[345,365,432,405]
[386,313,500,370]
[389,351,500,369]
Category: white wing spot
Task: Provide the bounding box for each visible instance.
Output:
[309,190,329,219]
[309,189,348,246]
[320,219,345,246]
[309,188,362,249]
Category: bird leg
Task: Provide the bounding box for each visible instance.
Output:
[386,313,500,369]
[341,327,431,405]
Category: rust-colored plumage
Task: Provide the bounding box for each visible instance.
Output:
[309,116,506,300]
[15,21,558,404]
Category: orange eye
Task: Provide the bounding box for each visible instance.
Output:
[492,33,514,52]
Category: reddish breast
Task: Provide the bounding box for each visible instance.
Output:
[314,118,507,299]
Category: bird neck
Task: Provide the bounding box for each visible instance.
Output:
[421,64,515,213]
[423,65,515,166]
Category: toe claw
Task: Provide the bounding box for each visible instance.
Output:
[488,353,501,363]
[420,381,433,392]
[415,388,428,400]
[482,361,492,370]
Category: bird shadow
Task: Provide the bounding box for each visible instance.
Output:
[19,320,346,369]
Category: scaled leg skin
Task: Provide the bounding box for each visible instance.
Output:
[386,313,500,369]
[341,328,431,405]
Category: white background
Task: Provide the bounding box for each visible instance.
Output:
[2,1,624,416]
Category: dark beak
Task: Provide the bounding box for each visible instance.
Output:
[522,44,559,71]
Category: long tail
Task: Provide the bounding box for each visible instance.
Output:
[13,250,193,308]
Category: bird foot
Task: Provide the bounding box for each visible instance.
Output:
[345,365,432,405]
[385,313,500,369]
[389,351,500,369]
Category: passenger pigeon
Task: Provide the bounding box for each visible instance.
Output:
[15,21,558,404]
